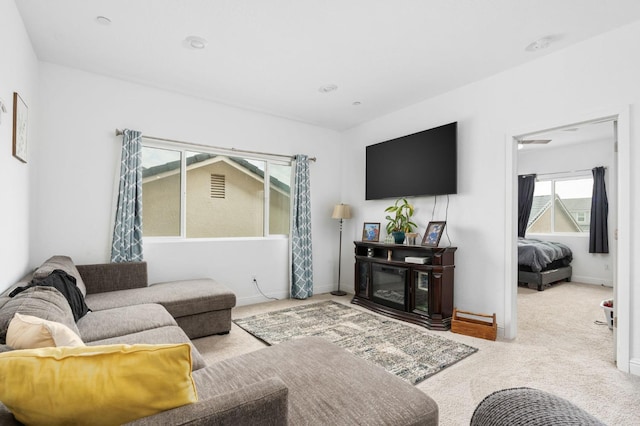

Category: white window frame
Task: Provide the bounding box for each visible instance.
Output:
[142,140,292,240]
[529,172,592,236]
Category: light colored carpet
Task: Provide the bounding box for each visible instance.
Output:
[234,301,477,384]
[193,282,640,425]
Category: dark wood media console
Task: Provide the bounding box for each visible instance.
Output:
[351,241,456,330]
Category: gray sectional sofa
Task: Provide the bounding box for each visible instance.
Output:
[0,256,236,370]
[0,256,439,425]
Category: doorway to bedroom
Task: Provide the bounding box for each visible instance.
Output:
[510,115,623,369]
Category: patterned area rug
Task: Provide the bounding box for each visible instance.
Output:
[234,301,478,385]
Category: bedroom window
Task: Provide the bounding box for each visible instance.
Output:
[141,145,291,238]
[527,176,593,234]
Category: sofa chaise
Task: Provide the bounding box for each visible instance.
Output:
[0,256,439,425]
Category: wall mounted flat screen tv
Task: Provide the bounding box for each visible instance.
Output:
[366,122,457,200]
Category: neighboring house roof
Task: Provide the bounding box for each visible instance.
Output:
[561,197,591,212]
[527,194,583,232]
[142,153,291,194]
[527,195,551,228]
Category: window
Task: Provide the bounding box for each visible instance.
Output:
[527,175,593,234]
[269,163,293,235]
[141,147,181,237]
[141,144,291,238]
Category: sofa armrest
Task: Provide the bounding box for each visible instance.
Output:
[76,262,148,294]
[125,377,289,426]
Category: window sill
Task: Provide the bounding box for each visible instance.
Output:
[525,233,589,238]
[143,235,289,243]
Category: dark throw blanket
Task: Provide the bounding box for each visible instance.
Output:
[517,238,573,273]
[9,269,90,321]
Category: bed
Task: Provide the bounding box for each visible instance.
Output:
[517,237,573,291]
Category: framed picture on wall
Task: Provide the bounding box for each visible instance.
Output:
[422,221,446,247]
[362,222,381,242]
[12,92,28,163]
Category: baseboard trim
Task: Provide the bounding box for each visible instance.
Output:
[571,275,613,286]
[236,284,339,306]
[629,358,640,376]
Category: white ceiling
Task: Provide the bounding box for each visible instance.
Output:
[518,119,616,151]
[15,0,640,131]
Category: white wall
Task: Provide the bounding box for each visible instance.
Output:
[341,21,640,368]
[518,139,615,286]
[0,0,39,291]
[31,62,342,304]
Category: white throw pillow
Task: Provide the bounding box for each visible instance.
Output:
[6,313,85,349]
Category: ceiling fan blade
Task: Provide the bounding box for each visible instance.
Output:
[519,139,552,144]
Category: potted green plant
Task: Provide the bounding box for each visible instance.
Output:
[384,198,417,244]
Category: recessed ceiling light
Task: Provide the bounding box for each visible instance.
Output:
[95,16,111,25]
[184,35,208,50]
[318,84,338,93]
[525,35,562,52]
[352,101,362,106]
[525,37,551,52]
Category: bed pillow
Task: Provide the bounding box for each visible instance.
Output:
[6,313,85,349]
[0,343,198,426]
[0,286,80,344]
[33,255,87,297]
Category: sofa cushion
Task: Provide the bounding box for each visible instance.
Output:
[192,337,439,425]
[77,303,177,342]
[33,255,87,296]
[125,377,289,426]
[76,262,148,294]
[10,269,90,322]
[85,279,236,318]
[0,343,198,426]
[6,313,84,349]
[88,325,207,371]
[0,286,80,344]
[0,271,34,298]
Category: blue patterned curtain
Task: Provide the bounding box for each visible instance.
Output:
[111,129,144,263]
[291,155,313,299]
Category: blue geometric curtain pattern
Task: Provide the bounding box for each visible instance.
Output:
[111,129,144,263]
[291,155,313,299]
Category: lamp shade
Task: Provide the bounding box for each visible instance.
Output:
[331,204,352,220]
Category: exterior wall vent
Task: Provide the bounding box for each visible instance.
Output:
[210,174,225,198]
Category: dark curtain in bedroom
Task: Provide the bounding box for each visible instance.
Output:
[518,174,536,238]
[589,166,609,253]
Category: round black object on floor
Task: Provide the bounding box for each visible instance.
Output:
[471,387,605,426]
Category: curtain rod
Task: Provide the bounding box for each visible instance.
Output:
[115,129,316,162]
[534,166,606,178]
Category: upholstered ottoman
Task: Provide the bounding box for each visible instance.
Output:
[471,387,605,425]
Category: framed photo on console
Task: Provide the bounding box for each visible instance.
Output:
[422,221,446,247]
[362,222,381,242]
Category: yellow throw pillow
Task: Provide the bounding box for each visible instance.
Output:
[0,343,198,426]
[6,313,85,349]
